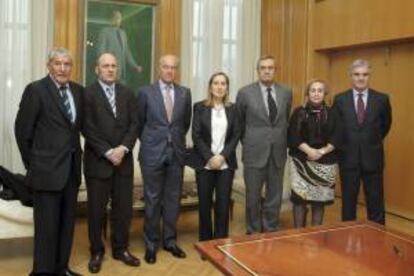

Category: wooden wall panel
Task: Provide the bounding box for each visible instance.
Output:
[54,0,181,82]
[261,0,309,108]
[314,0,414,50]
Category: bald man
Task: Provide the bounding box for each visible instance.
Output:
[83,53,140,273]
[137,55,192,264]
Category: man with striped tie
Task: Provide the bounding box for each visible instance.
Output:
[83,53,140,273]
[15,48,83,276]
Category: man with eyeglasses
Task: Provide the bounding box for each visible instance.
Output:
[137,54,192,264]
[236,55,292,234]
[15,47,83,276]
[333,59,392,225]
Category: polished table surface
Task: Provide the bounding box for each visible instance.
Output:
[195,221,414,276]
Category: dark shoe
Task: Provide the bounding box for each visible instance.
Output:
[58,269,83,276]
[163,245,187,258]
[88,253,104,273]
[113,250,140,267]
[144,249,157,264]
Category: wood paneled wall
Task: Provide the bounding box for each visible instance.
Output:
[313,0,414,50]
[262,0,414,219]
[54,0,181,82]
[261,0,309,108]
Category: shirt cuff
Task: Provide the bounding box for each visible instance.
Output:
[105,149,113,158]
[120,145,129,154]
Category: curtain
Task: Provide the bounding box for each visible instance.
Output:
[0,0,52,173]
[181,0,261,103]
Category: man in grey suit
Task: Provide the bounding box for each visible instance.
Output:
[137,54,192,264]
[236,55,292,234]
[97,10,142,84]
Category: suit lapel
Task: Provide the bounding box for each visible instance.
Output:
[253,83,270,123]
[68,82,81,128]
[345,90,359,126]
[96,82,116,119]
[45,76,72,124]
[274,84,283,123]
[362,89,375,126]
[171,84,184,123]
[224,105,232,139]
[205,106,212,138]
[153,82,169,123]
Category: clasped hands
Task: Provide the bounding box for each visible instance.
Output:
[207,154,225,170]
[107,145,127,166]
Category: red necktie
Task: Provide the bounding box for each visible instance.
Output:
[357,93,365,124]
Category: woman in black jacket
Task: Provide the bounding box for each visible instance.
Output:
[288,79,341,227]
[192,72,240,241]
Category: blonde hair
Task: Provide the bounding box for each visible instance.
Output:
[204,72,231,107]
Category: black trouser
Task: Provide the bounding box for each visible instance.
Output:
[340,167,385,224]
[86,173,133,256]
[196,169,234,241]
[32,165,78,274]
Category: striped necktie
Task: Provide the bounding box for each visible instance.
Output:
[59,86,74,123]
[106,87,116,116]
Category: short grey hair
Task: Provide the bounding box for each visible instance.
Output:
[348,59,371,75]
[47,47,72,64]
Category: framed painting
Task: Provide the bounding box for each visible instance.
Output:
[83,0,156,90]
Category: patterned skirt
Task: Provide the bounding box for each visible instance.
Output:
[289,157,337,204]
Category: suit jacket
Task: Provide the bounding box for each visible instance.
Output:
[137,81,192,167]
[14,75,83,191]
[333,89,392,171]
[236,82,292,168]
[83,81,139,179]
[191,101,241,170]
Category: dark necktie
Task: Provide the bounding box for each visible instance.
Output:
[357,92,365,124]
[59,86,74,123]
[267,87,277,122]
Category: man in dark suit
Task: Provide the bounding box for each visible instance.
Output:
[333,59,392,225]
[137,54,192,264]
[236,55,292,234]
[83,53,140,273]
[14,48,83,276]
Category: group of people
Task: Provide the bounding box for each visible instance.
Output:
[14,48,391,276]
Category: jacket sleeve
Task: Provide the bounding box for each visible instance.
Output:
[82,90,112,156]
[192,103,214,162]
[220,105,241,160]
[120,90,139,150]
[381,95,392,139]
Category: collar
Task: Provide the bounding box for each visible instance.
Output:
[49,74,69,90]
[98,80,115,92]
[159,79,174,91]
[352,88,368,97]
[259,82,275,93]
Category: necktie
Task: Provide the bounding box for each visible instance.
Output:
[164,85,174,122]
[357,92,365,124]
[59,86,74,123]
[267,87,277,122]
[106,87,116,116]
